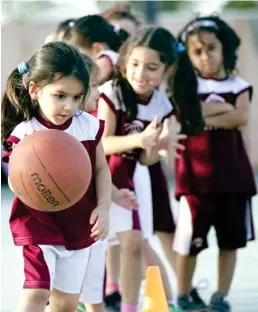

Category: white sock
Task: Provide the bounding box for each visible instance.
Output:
[167,300,178,307]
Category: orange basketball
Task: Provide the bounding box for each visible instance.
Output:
[8,130,92,212]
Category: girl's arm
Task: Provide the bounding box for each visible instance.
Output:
[95,140,112,209]
[90,140,111,241]
[201,102,234,117]
[204,91,249,128]
[97,98,160,155]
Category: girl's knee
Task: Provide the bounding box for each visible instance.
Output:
[50,289,80,312]
[119,231,144,255]
[22,289,50,307]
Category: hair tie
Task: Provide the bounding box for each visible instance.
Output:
[74,109,83,117]
[113,24,121,33]
[69,21,75,28]
[18,61,29,75]
[176,42,185,53]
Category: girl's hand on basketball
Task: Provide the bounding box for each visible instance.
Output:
[90,207,109,241]
[112,188,138,210]
[138,116,162,155]
[158,117,187,159]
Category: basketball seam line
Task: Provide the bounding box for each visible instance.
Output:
[32,140,71,203]
[20,169,40,208]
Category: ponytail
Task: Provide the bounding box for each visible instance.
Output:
[169,46,205,135]
[112,40,138,122]
[112,75,138,122]
[1,69,37,150]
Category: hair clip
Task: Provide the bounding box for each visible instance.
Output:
[176,42,185,53]
[17,61,29,75]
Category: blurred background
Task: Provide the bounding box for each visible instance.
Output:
[1,1,258,312]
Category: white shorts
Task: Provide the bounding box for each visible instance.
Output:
[107,163,153,246]
[133,162,154,240]
[80,240,107,304]
[107,201,135,246]
[23,242,107,296]
[23,245,91,294]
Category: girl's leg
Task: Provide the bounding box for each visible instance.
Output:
[216,196,252,296]
[117,230,144,311]
[14,289,50,312]
[49,289,80,312]
[218,249,237,296]
[176,254,197,296]
[143,240,173,301]
[155,231,177,274]
[80,241,107,311]
[173,195,212,310]
[84,303,105,312]
[105,244,121,295]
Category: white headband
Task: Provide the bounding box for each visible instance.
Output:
[182,20,219,42]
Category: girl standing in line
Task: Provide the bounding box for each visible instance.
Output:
[97,25,204,312]
[172,16,256,311]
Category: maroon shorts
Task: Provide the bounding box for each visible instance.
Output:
[149,162,175,233]
[173,194,255,256]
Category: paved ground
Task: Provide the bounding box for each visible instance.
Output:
[1,176,258,312]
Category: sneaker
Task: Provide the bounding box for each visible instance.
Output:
[209,292,231,312]
[177,294,201,311]
[189,288,208,311]
[104,291,121,311]
[76,301,86,312]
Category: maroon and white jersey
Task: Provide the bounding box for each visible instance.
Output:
[2,112,104,250]
[175,75,257,198]
[98,80,173,190]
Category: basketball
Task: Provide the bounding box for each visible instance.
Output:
[8,130,92,212]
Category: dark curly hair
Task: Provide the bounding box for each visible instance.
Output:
[177,15,241,75]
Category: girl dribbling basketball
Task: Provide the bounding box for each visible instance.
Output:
[1,42,112,312]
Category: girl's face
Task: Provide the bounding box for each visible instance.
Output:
[125,46,166,99]
[30,75,85,125]
[84,72,100,113]
[187,30,225,79]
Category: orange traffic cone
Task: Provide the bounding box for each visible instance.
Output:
[142,266,169,312]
